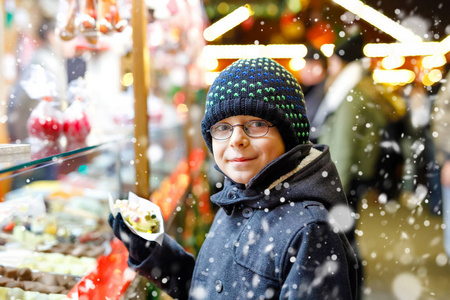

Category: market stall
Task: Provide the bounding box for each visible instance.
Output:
[0,0,212,299]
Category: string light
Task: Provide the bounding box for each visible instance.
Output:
[320,44,335,57]
[422,69,443,86]
[381,56,405,69]
[289,58,306,71]
[203,5,252,42]
[332,0,422,43]
[372,69,415,85]
[364,42,442,57]
[202,44,307,59]
[205,71,221,85]
[422,54,447,69]
[203,57,219,71]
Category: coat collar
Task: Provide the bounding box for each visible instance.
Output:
[211,144,314,212]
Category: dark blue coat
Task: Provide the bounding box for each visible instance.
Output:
[129,144,358,299]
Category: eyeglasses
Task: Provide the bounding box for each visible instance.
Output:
[209,120,275,140]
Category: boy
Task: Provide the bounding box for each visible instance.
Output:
[110,57,358,299]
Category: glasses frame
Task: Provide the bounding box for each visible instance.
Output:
[208,120,275,140]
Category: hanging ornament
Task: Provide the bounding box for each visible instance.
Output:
[57,0,79,41]
[56,0,130,45]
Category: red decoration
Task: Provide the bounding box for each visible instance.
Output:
[241,16,255,31]
[27,97,63,142]
[151,148,206,220]
[68,238,135,300]
[306,20,336,49]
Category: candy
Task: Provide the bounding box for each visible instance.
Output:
[27,116,62,141]
[27,97,63,142]
[63,111,91,142]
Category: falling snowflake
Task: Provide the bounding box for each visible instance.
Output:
[328,204,355,233]
[392,273,422,300]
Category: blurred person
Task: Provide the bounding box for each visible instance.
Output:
[299,44,329,143]
[110,57,359,299]
[399,82,441,213]
[318,33,409,209]
[7,17,79,143]
[317,34,408,299]
[310,35,367,142]
[431,68,450,257]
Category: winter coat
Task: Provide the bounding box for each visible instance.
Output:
[130,144,359,300]
[318,75,407,197]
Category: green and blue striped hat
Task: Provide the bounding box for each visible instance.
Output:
[201,57,310,153]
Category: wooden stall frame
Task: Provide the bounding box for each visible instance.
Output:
[131,0,150,199]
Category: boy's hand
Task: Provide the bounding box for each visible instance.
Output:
[108,213,156,262]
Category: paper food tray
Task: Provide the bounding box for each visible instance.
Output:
[109,192,164,245]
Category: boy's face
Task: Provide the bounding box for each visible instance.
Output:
[212,115,285,185]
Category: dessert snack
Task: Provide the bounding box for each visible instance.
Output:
[109,192,165,245]
[114,200,160,234]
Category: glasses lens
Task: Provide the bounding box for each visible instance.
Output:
[245,120,269,137]
[210,123,232,140]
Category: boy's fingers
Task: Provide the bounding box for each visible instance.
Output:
[108,213,115,228]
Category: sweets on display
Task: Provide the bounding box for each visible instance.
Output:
[41,243,105,258]
[0,265,78,296]
[16,252,97,276]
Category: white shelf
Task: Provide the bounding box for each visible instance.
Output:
[0,144,31,163]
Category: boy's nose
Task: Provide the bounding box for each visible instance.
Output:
[229,126,249,147]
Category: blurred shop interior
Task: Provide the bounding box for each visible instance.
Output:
[0,0,449,299]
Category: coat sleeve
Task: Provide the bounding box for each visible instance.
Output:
[279,222,356,300]
[128,233,196,300]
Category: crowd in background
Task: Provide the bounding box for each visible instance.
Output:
[299,30,450,276]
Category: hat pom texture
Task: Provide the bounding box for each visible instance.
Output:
[201,57,310,153]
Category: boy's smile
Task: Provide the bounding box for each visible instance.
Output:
[212,115,285,185]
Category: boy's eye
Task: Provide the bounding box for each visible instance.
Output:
[213,124,231,132]
[247,120,267,128]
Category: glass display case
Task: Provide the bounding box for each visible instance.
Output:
[0,127,215,299]
[0,0,212,298]
[0,138,138,298]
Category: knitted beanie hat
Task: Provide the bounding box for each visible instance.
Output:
[201,57,310,153]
